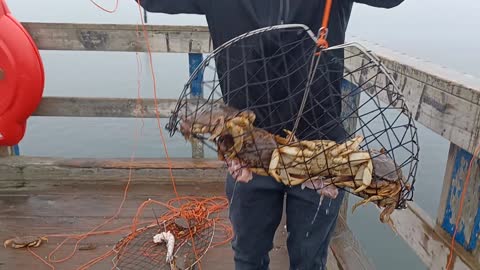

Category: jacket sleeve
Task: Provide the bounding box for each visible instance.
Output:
[135,0,207,14]
[354,0,404,8]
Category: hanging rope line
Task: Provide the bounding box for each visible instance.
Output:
[316,0,332,49]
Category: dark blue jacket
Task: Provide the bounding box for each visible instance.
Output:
[137,0,403,48]
[138,0,405,141]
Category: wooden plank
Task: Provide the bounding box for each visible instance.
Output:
[33,96,177,118]
[344,42,480,157]
[0,146,17,157]
[385,201,479,269]
[0,183,227,219]
[0,156,224,169]
[436,143,457,242]
[0,156,227,190]
[436,143,480,258]
[54,157,225,169]
[329,215,376,270]
[0,146,11,157]
[22,22,212,53]
[32,96,218,119]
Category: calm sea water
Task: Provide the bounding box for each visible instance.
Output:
[7,0,480,269]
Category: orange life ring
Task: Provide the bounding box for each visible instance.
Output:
[0,0,45,146]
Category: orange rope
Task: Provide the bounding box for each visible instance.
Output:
[316,0,333,49]
[28,247,54,270]
[135,0,179,198]
[445,144,480,269]
[89,0,119,13]
[132,1,207,267]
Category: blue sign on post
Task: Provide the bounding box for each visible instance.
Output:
[13,144,19,155]
[189,53,204,98]
[188,53,205,158]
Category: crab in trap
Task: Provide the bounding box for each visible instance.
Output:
[178,103,278,178]
[270,131,409,225]
[175,103,410,226]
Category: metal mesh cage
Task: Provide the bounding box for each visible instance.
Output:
[113,221,214,270]
[166,24,419,224]
[112,198,218,270]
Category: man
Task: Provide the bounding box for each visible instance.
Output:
[136,1,405,269]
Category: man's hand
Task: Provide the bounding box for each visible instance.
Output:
[226,158,253,183]
[301,177,339,199]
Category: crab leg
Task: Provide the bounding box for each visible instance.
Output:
[330,136,363,157]
[229,116,253,127]
[351,195,384,213]
[207,117,226,141]
[377,182,402,197]
[279,145,315,158]
[287,175,310,186]
[269,149,284,183]
[224,122,246,159]
[380,204,396,223]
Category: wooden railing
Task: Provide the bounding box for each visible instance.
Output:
[1,22,480,269]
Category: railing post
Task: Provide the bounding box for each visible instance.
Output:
[189,52,204,159]
[436,142,480,264]
[0,145,19,157]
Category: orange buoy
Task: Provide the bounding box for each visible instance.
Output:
[0,0,45,146]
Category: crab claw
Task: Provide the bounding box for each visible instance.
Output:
[353,159,373,193]
[339,151,372,193]
[4,239,12,248]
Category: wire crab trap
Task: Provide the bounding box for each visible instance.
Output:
[112,199,220,270]
[165,24,419,226]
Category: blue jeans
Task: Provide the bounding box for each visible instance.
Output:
[225,173,345,270]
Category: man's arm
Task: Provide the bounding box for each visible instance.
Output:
[354,0,405,8]
[135,0,206,14]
